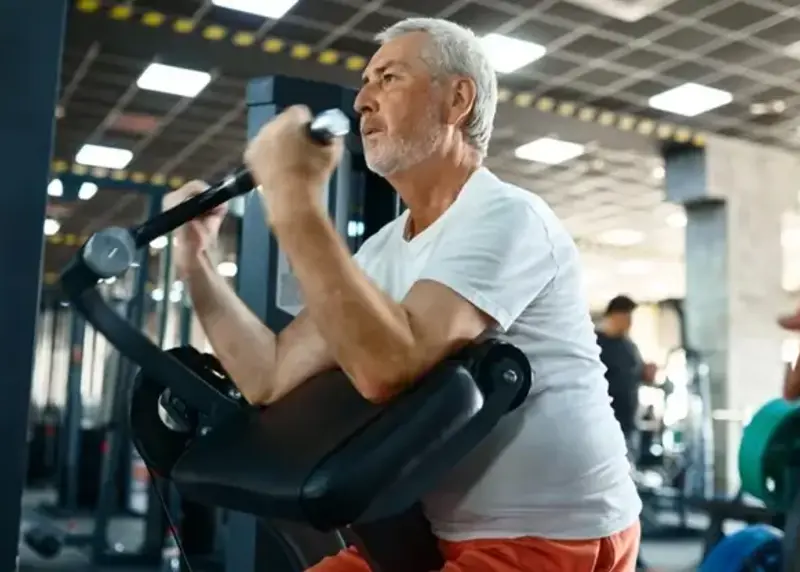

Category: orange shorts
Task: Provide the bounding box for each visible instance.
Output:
[307,521,640,571]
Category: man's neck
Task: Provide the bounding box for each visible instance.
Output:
[387,148,480,238]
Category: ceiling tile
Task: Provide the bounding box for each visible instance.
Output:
[289,0,360,27]
[538,2,608,26]
[614,48,670,70]
[510,18,573,46]
[703,41,763,63]
[704,2,779,32]
[385,0,468,15]
[446,3,513,34]
[750,17,800,44]
[560,34,626,58]
[574,68,629,87]
[665,60,718,83]
[655,27,717,51]
[354,12,402,35]
[599,16,667,40]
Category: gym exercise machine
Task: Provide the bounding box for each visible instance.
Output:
[638,345,714,539]
[58,78,533,572]
[23,200,176,567]
[696,398,800,570]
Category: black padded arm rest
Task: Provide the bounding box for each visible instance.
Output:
[171,341,530,530]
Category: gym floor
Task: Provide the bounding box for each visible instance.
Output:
[19,489,706,572]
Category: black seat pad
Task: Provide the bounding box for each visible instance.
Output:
[170,341,530,530]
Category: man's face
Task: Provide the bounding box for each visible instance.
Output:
[618,312,633,334]
[354,32,446,177]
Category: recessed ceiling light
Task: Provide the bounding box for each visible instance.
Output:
[217,261,238,277]
[47,179,63,197]
[514,137,585,165]
[480,33,546,74]
[648,82,732,117]
[137,63,212,98]
[652,165,665,180]
[666,212,687,228]
[44,218,60,236]
[211,0,299,19]
[750,100,787,116]
[598,229,644,247]
[150,236,168,250]
[75,144,133,169]
[78,182,98,201]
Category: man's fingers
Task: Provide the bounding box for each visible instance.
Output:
[163,179,209,210]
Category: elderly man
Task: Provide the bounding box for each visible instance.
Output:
[166,17,641,572]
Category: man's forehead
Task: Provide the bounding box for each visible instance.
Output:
[364,33,427,73]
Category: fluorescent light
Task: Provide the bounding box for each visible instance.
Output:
[648,83,732,117]
[347,220,365,238]
[218,261,238,277]
[47,179,63,197]
[598,229,644,247]
[137,63,212,98]
[78,182,98,200]
[211,0,299,19]
[169,289,183,303]
[150,236,168,250]
[44,218,60,236]
[480,33,546,74]
[514,137,585,165]
[75,144,133,169]
[151,288,164,302]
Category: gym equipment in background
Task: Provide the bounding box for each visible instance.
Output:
[698,398,800,570]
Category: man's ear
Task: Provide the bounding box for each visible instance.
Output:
[448,76,477,127]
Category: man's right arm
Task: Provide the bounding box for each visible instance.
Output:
[185,253,336,405]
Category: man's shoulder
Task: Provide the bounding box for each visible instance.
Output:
[466,169,563,228]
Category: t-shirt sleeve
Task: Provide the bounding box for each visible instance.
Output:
[417,196,559,331]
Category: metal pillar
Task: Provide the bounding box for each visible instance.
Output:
[228,75,358,572]
[664,138,794,493]
[0,2,67,568]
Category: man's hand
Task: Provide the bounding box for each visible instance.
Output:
[244,105,344,226]
[642,362,657,385]
[779,309,800,331]
[163,180,227,278]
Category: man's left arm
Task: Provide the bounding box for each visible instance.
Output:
[271,196,558,403]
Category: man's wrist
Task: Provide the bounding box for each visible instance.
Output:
[179,251,215,280]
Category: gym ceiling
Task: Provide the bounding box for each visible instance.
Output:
[46,0,800,307]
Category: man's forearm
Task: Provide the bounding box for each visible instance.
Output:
[184,254,278,403]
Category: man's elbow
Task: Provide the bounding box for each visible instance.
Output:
[349,362,416,404]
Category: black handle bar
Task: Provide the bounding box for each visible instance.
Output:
[59,108,351,416]
[131,108,351,247]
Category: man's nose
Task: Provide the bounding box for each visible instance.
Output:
[354,85,376,116]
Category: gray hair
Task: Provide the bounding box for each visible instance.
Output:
[375,18,498,159]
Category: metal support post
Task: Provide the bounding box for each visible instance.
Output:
[0,2,68,568]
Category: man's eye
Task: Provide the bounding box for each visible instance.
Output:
[382,73,397,83]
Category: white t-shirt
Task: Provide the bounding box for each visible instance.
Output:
[354,167,642,541]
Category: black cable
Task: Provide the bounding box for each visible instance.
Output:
[146,465,196,572]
